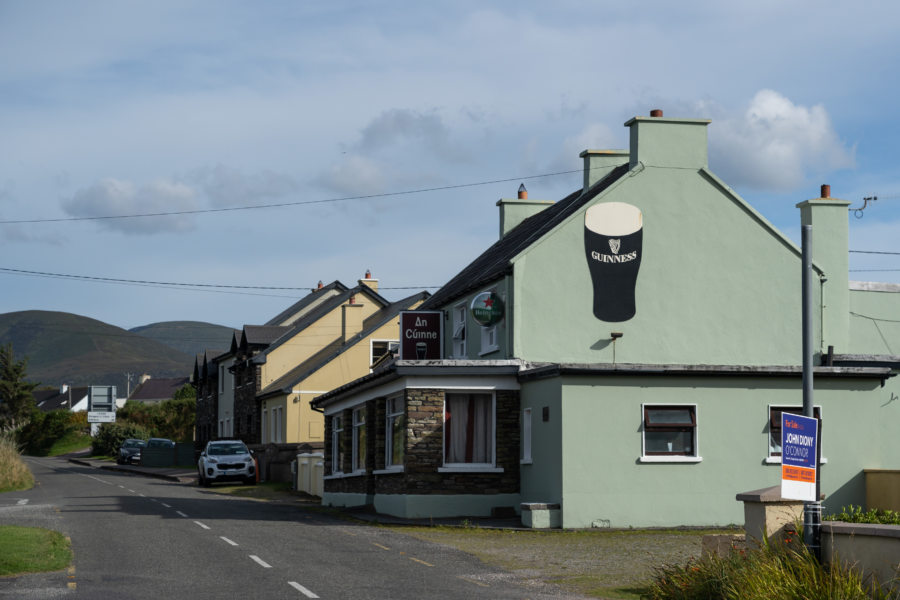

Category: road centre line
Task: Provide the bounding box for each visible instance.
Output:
[288,581,320,598]
[161,503,172,508]
[176,511,188,518]
[372,543,390,551]
[408,557,434,567]
[249,555,272,568]
[220,536,238,546]
[16,499,28,505]
[194,521,210,530]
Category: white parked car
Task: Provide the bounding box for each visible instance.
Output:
[197,440,256,487]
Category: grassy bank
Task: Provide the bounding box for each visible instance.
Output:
[0,434,34,492]
[0,525,72,577]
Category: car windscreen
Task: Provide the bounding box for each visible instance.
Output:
[208,444,248,456]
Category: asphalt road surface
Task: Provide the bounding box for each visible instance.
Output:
[1,456,577,599]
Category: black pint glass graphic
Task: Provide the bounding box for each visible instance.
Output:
[584,202,643,322]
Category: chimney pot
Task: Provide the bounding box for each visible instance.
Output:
[517,183,527,200]
[317,280,323,289]
[365,269,371,279]
[650,109,663,118]
[821,184,830,198]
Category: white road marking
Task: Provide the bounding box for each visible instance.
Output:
[118,485,125,489]
[176,511,188,518]
[127,489,135,493]
[288,581,320,598]
[161,503,171,508]
[220,537,238,546]
[194,521,210,530]
[16,499,28,505]
[249,555,271,568]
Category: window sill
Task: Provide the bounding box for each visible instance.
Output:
[324,471,365,480]
[765,457,828,465]
[373,467,404,475]
[639,456,703,463]
[478,345,500,357]
[520,459,533,465]
[438,466,504,474]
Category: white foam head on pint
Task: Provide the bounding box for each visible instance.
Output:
[584,202,642,236]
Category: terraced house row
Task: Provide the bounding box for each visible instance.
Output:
[196,109,900,527]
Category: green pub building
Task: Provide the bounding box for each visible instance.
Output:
[312,110,900,528]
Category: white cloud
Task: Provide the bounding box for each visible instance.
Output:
[312,154,389,197]
[709,90,855,191]
[62,178,199,234]
[189,164,299,208]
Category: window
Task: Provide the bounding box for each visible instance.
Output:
[219,365,225,393]
[444,392,494,466]
[769,406,821,458]
[521,407,532,464]
[385,396,405,468]
[275,407,283,443]
[331,415,344,474]
[370,340,395,367]
[261,409,268,443]
[352,406,366,473]
[219,420,224,438]
[480,325,498,355]
[452,304,466,357]
[642,405,697,457]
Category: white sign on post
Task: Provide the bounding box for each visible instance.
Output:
[780,412,818,502]
[87,411,116,423]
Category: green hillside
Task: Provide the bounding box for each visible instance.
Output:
[0,310,194,393]
[129,321,236,357]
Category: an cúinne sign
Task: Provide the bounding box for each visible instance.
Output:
[399,311,443,360]
[780,412,819,502]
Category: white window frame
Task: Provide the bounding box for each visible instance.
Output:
[219,365,225,393]
[765,404,826,465]
[226,418,232,437]
[261,409,268,443]
[352,406,366,473]
[439,391,503,473]
[452,303,467,358]
[369,339,396,370]
[479,325,498,355]
[218,419,224,438]
[384,396,405,470]
[331,415,343,475]
[639,403,702,463]
[521,407,532,464]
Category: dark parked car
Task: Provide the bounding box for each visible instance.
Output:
[146,437,175,449]
[117,438,147,464]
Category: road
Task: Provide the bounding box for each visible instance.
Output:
[1,456,575,599]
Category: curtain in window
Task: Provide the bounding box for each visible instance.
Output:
[446,393,492,464]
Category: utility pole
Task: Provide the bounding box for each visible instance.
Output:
[801,224,822,560]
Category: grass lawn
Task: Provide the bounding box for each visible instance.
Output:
[0,525,72,577]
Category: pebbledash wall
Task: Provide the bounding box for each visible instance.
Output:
[315,110,900,527]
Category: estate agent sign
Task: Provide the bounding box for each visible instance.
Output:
[399,311,443,360]
[780,412,819,502]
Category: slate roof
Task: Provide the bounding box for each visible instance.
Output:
[264,280,349,326]
[259,290,430,397]
[242,326,291,347]
[129,376,190,402]
[33,387,90,412]
[420,163,629,310]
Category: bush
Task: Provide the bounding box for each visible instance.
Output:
[646,532,892,600]
[17,410,87,456]
[826,505,900,525]
[116,394,195,442]
[0,430,33,492]
[91,422,150,457]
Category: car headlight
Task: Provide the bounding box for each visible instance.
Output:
[207,457,219,464]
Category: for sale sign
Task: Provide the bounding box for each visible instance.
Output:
[780,412,818,501]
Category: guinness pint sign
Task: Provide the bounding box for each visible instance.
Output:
[471,291,504,327]
[584,201,643,322]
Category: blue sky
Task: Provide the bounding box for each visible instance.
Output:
[2,1,899,330]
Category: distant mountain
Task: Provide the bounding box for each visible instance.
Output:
[0,310,195,394]
[129,321,236,358]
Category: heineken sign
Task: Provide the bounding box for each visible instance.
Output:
[471,292,504,326]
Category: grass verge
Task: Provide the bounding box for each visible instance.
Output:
[46,432,92,457]
[203,481,295,501]
[397,526,735,599]
[0,435,34,492]
[0,525,72,577]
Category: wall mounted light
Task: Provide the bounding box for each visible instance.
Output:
[611,332,624,339]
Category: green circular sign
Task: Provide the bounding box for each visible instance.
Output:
[471,292,504,326]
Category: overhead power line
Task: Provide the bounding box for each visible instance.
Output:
[0,266,440,292]
[849,250,900,255]
[0,168,582,225]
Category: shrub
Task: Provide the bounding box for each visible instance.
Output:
[91,422,150,457]
[0,430,34,492]
[646,532,891,600]
[826,505,900,525]
[17,410,87,456]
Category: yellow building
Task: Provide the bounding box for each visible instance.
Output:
[247,275,427,444]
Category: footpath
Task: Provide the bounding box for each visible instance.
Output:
[66,451,198,484]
